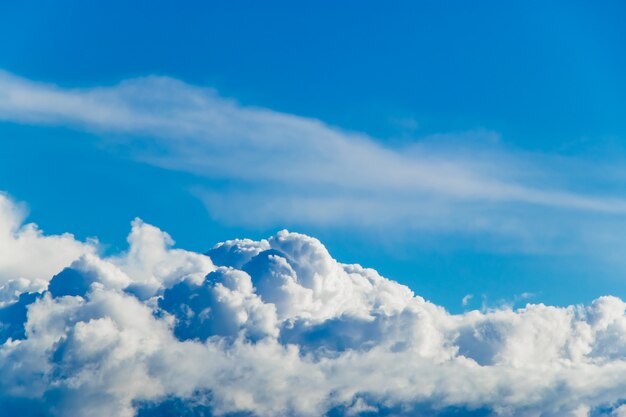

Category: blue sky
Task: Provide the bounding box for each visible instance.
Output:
[5,3,626,417]
[2,0,626,312]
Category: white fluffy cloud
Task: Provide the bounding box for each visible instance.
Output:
[1,194,626,417]
[0,192,96,302]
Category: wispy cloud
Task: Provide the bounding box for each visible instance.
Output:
[461,294,473,307]
[1,70,626,254]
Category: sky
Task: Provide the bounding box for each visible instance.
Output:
[3,2,626,416]
[2,1,626,310]
[0,2,626,302]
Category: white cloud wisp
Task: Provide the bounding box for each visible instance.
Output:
[2,70,626,253]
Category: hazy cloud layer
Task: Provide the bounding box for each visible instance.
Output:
[2,194,626,416]
[2,70,626,254]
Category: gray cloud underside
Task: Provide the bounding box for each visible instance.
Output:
[2,193,626,417]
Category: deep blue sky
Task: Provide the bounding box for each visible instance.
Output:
[1,1,626,311]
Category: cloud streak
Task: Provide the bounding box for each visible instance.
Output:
[1,70,626,254]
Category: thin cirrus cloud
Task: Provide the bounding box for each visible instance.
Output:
[1,69,626,252]
[2,193,626,417]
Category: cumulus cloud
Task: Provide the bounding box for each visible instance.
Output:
[0,192,96,302]
[3,70,626,254]
[109,218,215,299]
[1,196,626,416]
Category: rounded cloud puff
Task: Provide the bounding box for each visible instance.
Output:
[0,192,96,301]
[1,194,626,417]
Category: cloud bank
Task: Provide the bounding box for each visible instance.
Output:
[2,194,626,417]
[3,70,626,254]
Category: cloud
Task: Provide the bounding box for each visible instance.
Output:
[2,194,626,416]
[108,218,215,299]
[0,192,96,302]
[462,294,473,306]
[2,70,626,254]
